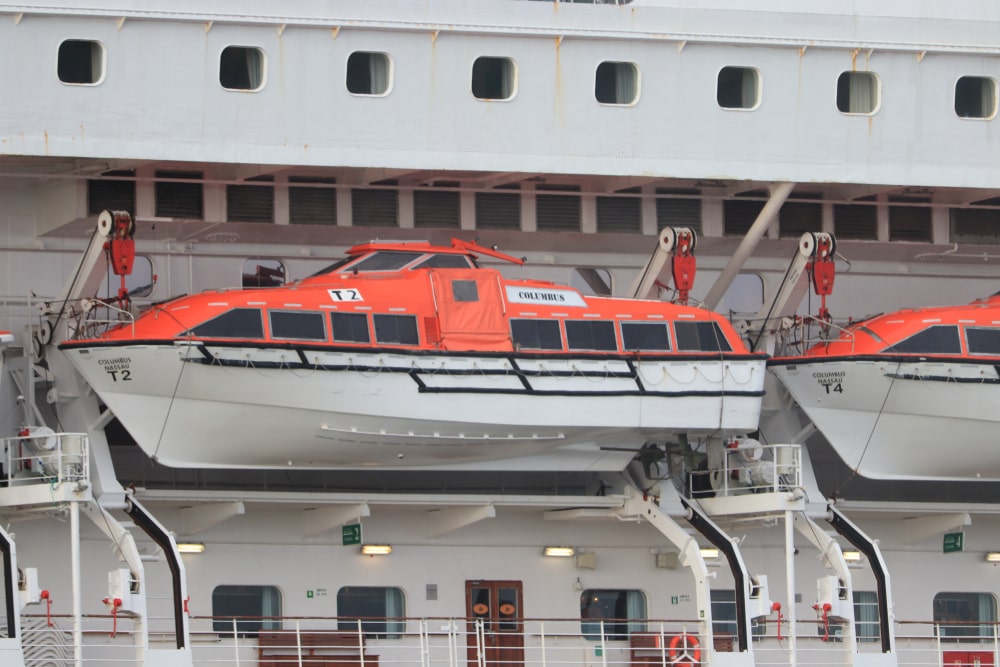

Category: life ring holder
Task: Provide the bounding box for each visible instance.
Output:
[668,632,701,664]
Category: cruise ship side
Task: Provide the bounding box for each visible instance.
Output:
[1,2,1000,666]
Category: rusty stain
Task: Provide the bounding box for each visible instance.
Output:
[204,20,212,34]
[277,24,286,37]
[303,144,309,151]
[331,26,340,40]
[117,16,125,30]
[850,48,859,71]
[14,12,23,25]
[79,123,84,141]
[917,51,926,63]
[44,131,48,154]
[431,29,439,44]
[799,46,807,58]
[553,37,564,126]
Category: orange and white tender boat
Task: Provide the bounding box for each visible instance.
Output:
[770,293,1000,481]
[59,239,766,470]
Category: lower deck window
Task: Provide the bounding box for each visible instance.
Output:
[270,311,326,341]
[966,327,1000,355]
[331,312,371,343]
[374,314,419,345]
[337,586,405,639]
[566,320,616,351]
[580,589,646,640]
[887,325,961,355]
[191,308,264,339]
[675,321,733,352]
[934,592,997,640]
[212,585,282,637]
[511,319,562,350]
[622,322,671,351]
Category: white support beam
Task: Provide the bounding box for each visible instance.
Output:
[428,505,496,538]
[178,501,245,536]
[301,503,371,538]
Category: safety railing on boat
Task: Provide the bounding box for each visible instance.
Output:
[0,431,89,491]
[769,315,859,358]
[14,613,1000,667]
[689,442,802,498]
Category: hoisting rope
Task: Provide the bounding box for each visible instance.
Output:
[40,590,52,627]
[103,597,123,637]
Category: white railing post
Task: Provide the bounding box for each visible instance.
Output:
[540,620,547,667]
[356,618,365,667]
[232,618,240,667]
[477,618,486,667]
[600,620,608,667]
[295,619,303,667]
[659,622,667,667]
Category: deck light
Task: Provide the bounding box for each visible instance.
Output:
[985,552,1000,563]
[177,543,205,554]
[543,546,575,557]
[699,548,720,560]
[361,544,392,556]
[843,550,862,563]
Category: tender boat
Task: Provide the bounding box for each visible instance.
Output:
[59,239,766,470]
[770,293,1000,481]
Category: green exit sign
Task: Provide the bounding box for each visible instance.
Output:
[943,531,964,554]
[342,524,362,546]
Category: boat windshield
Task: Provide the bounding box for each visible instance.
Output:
[307,257,354,278]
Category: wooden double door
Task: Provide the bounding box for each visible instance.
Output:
[465,580,524,667]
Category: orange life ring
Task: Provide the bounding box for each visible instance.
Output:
[668,633,701,664]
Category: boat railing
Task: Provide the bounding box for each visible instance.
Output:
[16,613,1000,667]
[689,442,802,498]
[771,316,858,358]
[66,297,136,341]
[0,431,89,493]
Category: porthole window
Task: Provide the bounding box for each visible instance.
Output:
[595,61,639,106]
[717,66,760,110]
[472,56,516,101]
[955,76,997,119]
[837,71,880,115]
[220,46,266,91]
[347,51,392,96]
[242,259,285,288]
[58,39,104,85]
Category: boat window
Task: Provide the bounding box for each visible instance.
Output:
[346,51,392,96]
[374,314,419,345]
[955,76,997,120]
[566,320,617,351]
[675,321,734,352]
[219,46,266,92]
[58,39,105,85]
[595,61,639,106]
[933,592,997,640]
[351,251,423,272]
[966,328,1000,355]
[511,319,562,350]
[452,280,479,302]
[621,322,671,351]
[212,585,282,637]
[855,591,881,644]
[242,258,285,288]
[191,308,264,339]
[886,325,961,354]
[717,66,760,110]
[269,311,326,341]
[472,56,517,101]
[412,254,473,269]
[580,589,646,640]
[330,313,371,344]
[837,71,880,115]
[337,587,405,639]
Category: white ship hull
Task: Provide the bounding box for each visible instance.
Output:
[771,359,1000,481]
[63,343,766,469]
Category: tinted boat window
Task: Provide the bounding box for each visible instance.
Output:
[511,319,562,350]
[675,321,733,352]
[351,251,423,272]
[413,254,472,269]
[886,325,961,354]
[452,280,479,302]
[967,328,1000,355]
[622,322,671,351]
[191,308,264,339]
[565,320,617,351]
[374,314,419,345]
[331,312,371,343]
[270,311,326,341]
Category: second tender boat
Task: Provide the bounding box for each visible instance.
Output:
[60,238,766,470]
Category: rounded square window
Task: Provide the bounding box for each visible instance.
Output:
[837,71,880,115]
[955,76,997,119]
[347,51,392,96]
[58,39,105,85]
[220,46,266,91]
[595,61,639,106]
[717,66,760,110]
[472,56,517,101]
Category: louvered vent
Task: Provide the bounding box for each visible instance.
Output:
[423,317,441,346]
[833,203,877,240]
[415,188,460,229]
[227,176,274,223]
[156,170,204,219]
[536,185,581,232]
[289,176,337,226]
[476,190,520,230]
[889,197,932,242]
[352,188,398,227]
[88,170,135,215]
[596,188,641,233]
[779,198,822,237]
[656,189,702,232]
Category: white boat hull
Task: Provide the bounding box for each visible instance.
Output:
[62,343,765,469]
[771,359,1000,481]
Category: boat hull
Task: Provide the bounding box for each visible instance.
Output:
[62,342,766,469]
[771,358,1000,481]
